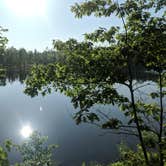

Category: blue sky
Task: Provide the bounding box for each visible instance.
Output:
[0,0,121,51]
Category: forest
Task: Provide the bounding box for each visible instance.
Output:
[0,47,57,66]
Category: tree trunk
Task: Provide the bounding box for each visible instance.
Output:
[127,55,149,166]
[129,85,150,166]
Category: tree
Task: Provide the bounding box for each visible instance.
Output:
[15,131,58,166]
[24,0,166,165]
[0,26,8,77]
[130,8,166,165]
[0,26,8,56]
[0,132,57,166]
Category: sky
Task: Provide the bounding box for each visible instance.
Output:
[0,0,121,51]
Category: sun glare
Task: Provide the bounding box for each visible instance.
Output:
[20,125,33,138]
[6,0,46,17]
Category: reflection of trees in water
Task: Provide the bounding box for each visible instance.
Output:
[0,68,6,86]
[132,71,158,83]
[0,66,29,86]
[0,66,158,86]
[0,78,6,86]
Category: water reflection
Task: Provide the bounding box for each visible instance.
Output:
[0,66,159,86]
[0,66,29,85]
[20,125,33,138]
[0,67,160,165]
[40,106,43,112]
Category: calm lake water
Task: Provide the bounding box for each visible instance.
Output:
[0,69,158,166]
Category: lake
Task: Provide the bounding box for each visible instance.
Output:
[0,68,158,166]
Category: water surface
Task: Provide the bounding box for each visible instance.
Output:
[0,69,157,165]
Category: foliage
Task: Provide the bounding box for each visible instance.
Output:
[82,143,163,166]
[110,143,165,166]
[0,140,12,166]
[24,0,166,165]
[0,26,10,166]
[0,132,58,166]
[14,131,58,166]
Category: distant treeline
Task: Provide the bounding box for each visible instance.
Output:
[0,47,58,67]
[0,46,158,83]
